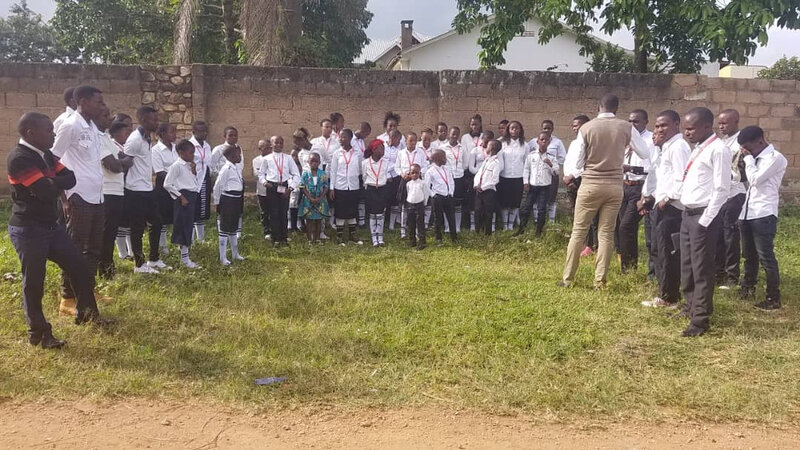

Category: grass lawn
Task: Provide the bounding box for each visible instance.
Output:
[1,202,799,422]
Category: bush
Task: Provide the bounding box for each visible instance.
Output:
[758,56,800,81]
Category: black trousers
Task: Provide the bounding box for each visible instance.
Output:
[741,215,780,301]
[680,209,722,330]
[715,193,746,285]
[98,194,124,279]
[644,211,656,280]
[519,185,549,233]
[616,183,644,271]
[654,204,683,303]
[475,189,497,236]
[8,224,99,337]
[266,184,290,243]
[432,194,457,242]
[125,189,162,267]
[61,194,104,298]
[257,194,271,236]
[406,201,426,246]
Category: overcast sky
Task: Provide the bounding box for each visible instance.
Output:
[4,0,798,67]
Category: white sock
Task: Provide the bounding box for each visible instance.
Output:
[548,203,556,222]
[330,209,336,227]
[500,209,509,230]
[509,208,519,230]
[492,213,496,232]
[470,211,476,231]
[237,217,243,238]
[116,228,130,258]
[358,201,366,226]
[159,226,167,248]
[219,234,229,264]
[455,206,462,233]
[370,214,378,245]
[194,223,205,242]
[389,206,399,230]
[376,214,385,244]
[400,205,407,237]
[425,205,432,227]
[230,234,243,259]
[180,245,190,263]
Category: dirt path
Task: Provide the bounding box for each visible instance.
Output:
[0,400,798,449]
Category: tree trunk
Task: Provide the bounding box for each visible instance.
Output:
[222,0,238,64]
[633,20,648,73]
[283,0,301,46]
[173,0,200,65]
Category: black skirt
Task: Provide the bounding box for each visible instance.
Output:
[453,176,466,201]
[154,172,173,225]
[462,173,475,210]
[365,185,389,214]
[172,190,197,247]
[386,175,402,206]
[218,192,243,234]
[497,176,524,208]
[194,169,211,222]
[334,189,360,219]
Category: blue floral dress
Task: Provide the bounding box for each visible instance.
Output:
[299,169,329,219]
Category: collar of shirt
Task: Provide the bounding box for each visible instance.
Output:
[694,133,718,149]
[65,106,75,115]
[138,126,151,144]
[75,112,95,130]
[722,131,740,148]
[597,112,615,119]
[662,133,683,148]
[755,144,776,161]
[18,138,45,158]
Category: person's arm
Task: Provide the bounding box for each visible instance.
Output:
[288,157,301,190]
[629,127,650,159]
[394,151,404,177]
[522,154,531,186]
[209,147,223,176]
[123,132,142,158]
[102,154,127,173]
[259,158,270,187]
[8,155,63,201]
[743,151,787,187]
[50,121,72,158]
[557,140,567,165]
[163,165,181,199]
[666,142,691,202]
[447,170,455,196]
[212,166,226,206]
[552,159,560,176]
[51,159,76,191]
[328,152,338,190]
[699,146,732,228]
[565,132,586,182]
[252,157,260,178]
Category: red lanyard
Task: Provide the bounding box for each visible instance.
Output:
[369,158,383,184]
[473,135,481,148]
[195,142,206,164]
[683,135,718,181]
[273,153,285,182]
[406,149,416,170]
[435,166,449,190]
[479,157,491,185]
[342,149,354,167]
[323,137,332,153]
[354,139,364,154]
[448,145,461,165]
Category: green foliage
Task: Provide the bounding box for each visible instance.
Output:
[454,0,800,72]
[0,1,75,62]
[287,0,373,67]
[758,56,800,80]
[589,43,635,73]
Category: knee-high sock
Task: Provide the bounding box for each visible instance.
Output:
[218,234,229,263]
[492,212,496,232]
[389,206,399,230]
[116,227,130,258]
[454,205,462,233]
[500,209,509,230]
[330,209,336,227]
[425,205,432,227]
[509,208,519,230]
[400,205,407,237]
[369,214,379,245]
[336,219,345,242]
[230,234,242,259]
[180,245,190,263]
[470,211,476,231]
[194,223,206,242]
[159,225,167,248]
[376,214,385,244]
[548,203,556,222]
[237,217,243,238]
[358,201,366,226]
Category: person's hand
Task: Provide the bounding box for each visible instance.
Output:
[523,183,530,192]
[117,151,126,160]
[61,198,71,223]
[189,161,197,175]
[544,158,552,167]
[563,175,574,186]
[658,200,668,211]
[329,190,335,201]
[264,181,272,189]
[636,198,645,212]
[180,196,189,207]
[740,148,751,157]
[475,186,482,194]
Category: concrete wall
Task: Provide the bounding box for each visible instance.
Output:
[1,63,799,191]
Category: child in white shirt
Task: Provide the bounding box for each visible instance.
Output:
[163,140,200,269]
[516,132,559,237]
[427,149,458,244]
[213,145,245,265]
[152,123,178,255]
[252,139,272,238]
[362,140,390,247]
[473,139,503,236]
[396,131,429,239]
[405,164,430,250]
[440,126,468,233]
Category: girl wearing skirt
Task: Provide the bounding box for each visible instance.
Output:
[362,140,390,247]
[164,140,201,269]
[498,121,528,230]
[329,129,363,245]
[213,146,245,266]
[189,121,212,243]
[152,123,178,255]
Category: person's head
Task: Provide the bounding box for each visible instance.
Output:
[192,121,208,142]
[389,129,402,147]
[683,107,715,145]
[309,152,321,170]
[384,111,401,133]
[157,122,177,144]
[598,93,619,114]
[506,121,525,142]
[541,119,554,135]
[357,121,372,139]
[109,121,131,145]
[95,106,112,132]
[421,128,433,147]
[175,139,195,163]
[223,144,242,164]
[737,125,769,156]
[136,106,158,133]
[406,131,418,150]
[339,128,354,149]
[330,112,344,131]
[469,114,483,135]
[257,139,272,156]
[270,135,284,152]
[63,87,77,110]
[536,132,551,152]
[431,149,447,166]
[409,163,422,180]
[654,110,681,145]
[481,130,495,146]
[320,118,332,138]
[448,126,461,145]
[292,127,311,150]
[718,108,740,137]
[223,126,239,145]
[74,85,105,121]
[113,113,132,128]
[487,139,502,156]
[571,115,590,136]
[369,139,385,160]
[18,112,55,151]
[435,122,448,140]
[628,109,649,133]
[498,119,509,136]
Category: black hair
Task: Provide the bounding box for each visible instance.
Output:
[630,109,649,121]
[383,111,401,128]
[488,139,503,155]
[340,128,354,140]
[157,122,173,137]
[176,139,194,153]
[657,110,681,124]
[191,120,207,130]
[542,119,554,127]
[599,93,619,112]
[136,105,157,120]
[738,126,764,145]
[359,121,371,132]
[450,126,461,134]
[74,85,102,102]
[502,120,525,144]
[421,127,434,135]
[320,118,332,126]
[223,125,238,135]
[435,121,448,130]
[573,114,591,124]
[686,107,714,126]
[114,112,132,123]
[17,112,50,136]
[483,130,495,140]
[406,131,418,139]
[109,121,130,136]
[63,87,75,106]
[330,112,344,123]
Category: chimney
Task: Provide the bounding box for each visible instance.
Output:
[401,20,414,51]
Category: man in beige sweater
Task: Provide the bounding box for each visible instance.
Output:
[560,94,651,288]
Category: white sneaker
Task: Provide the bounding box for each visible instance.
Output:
[641,297,678,309]
[134,265,160,274]
[264,234,272,240]
[718,285,731,290]
[233,254,245,261]
[355,240,364,245]
[147,260,172,270]
[339,242,346,247]
[320,232,329,240]
[221,259,231,266]
[182,260,201,269]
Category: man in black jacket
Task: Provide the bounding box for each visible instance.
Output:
[7,113,114,349]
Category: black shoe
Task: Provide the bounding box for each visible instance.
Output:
[40,334,67,349]
[556,281,572,288]
[75,310,117,327]
[755,298,781,311]
[681,325,707,337]
[667,309,690,319]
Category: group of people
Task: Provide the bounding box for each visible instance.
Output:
[6,85,787,348]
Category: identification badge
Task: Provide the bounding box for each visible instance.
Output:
[277,185,287,194]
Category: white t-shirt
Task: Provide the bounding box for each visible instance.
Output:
[99,133,124,196]
[123,127,154,192]
[51,112,104,204]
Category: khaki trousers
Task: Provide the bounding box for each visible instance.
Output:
[563,179,623,285]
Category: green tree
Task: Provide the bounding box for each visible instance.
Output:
[588,43,634,73]
[290,0,372,67]
[454,0,800,73]
[0,1,75,62]
[758,56,800,80]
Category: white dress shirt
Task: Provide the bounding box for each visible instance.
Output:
[524,150,559,186]
[384,144,401,178]
[679,134,732,227]
[642,144,661,197]
[569,113,651,178]
[740,145,787,220]
[623,129,652,182]
[440,142,467,179]
[329,147,362,190]
[210,143,244,176]
[469,144,490,175]
[310,135,339,166]
[377,132,407,150]
[405,178,430,204]
[473,154,503,191]
[123,127,154,192]
[563,138,583,179]
[99,133,124,197]
[430,138,447,151]
[152,141,177,174]
[53,106,75,132]
[654,133,691,209]
[362,157,389,187]
[499,138,529,178]
[460,133,483,154]
[213,160,244,205]
[52,112,104,204]
[252,154,268,196]
[395,147,429,176]
[259,152,301,189]
[417,143,435,162]
[351,136,366,156]
[722,132,747,198]
[529,135,567,165]
[427,164,455,196]
[164,159,199,200]
[190,136,212,192]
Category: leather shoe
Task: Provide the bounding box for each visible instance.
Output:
[556,281,572,288]
[681,325,707,337]
[667,309,690,319]
[29,332,66,349]
[75,310,118,327]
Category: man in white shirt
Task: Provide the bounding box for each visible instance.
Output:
[737,126,787,310]
[715,109,747,289]
[678,107,732,337]
[259,136,301,246]
[252,139,272,238]
[517,132,559,237]
[540,119,567,223]
[124,106,169,274]
[51,85,107,316]
[53,86,77,131]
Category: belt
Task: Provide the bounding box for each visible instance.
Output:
[623,180,644,186]
[222,190,243,198]
[684,206,707,216]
